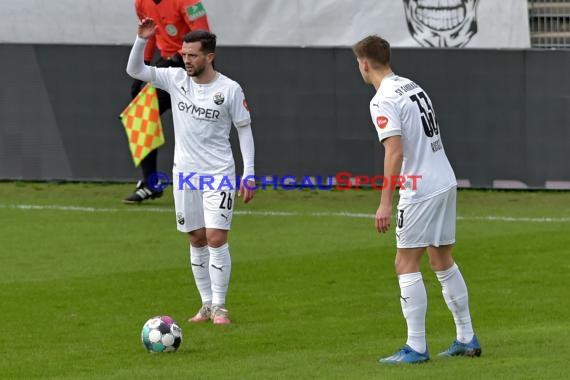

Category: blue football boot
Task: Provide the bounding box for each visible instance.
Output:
[438,335,482,357]
[379,344,430,364]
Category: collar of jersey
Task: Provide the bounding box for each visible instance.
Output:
[189,72,220,88]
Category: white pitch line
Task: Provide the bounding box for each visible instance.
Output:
[457,215,570,223]
[1,204,169,213]
[1,203,569,223]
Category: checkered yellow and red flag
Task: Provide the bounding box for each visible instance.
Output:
[120,84,165,167]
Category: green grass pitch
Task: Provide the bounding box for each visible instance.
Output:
[0,182,568,379]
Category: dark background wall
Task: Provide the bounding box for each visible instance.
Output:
[0,44,568,188]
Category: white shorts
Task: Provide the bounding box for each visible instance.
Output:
[173,173,235,232]
[395,187,456,249]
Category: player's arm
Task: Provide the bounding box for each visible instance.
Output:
[126,18,157,82]
[377,136,403,233]
[236,124,256,203]
[131,1,155,97]
[135,0,157,63]
[180,0,211,31]
[143,36,157,63]
[372,99,402,233]
[229,85,255,203]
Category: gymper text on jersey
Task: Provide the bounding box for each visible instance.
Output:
[177,101,221,120]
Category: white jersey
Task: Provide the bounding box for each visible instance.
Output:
[370,73,456,204]
[150,68,251,177]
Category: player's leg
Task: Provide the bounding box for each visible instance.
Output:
[140,86,171,190]
[122,86,170,204]
[206,228,231,324]
[203,185,234,325]
[396,248,428,354]
[379,247,430,364]
[172,173,213,323]
[380,201,431,364]
[141,149,159,187]
[187,228,213,323]
[143,84,171,190]
[428,187,481,357]
[123,151,163,204]
[429,245,480,357]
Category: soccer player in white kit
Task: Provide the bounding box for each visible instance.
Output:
[352,36,481,363]
[127,18,256,325]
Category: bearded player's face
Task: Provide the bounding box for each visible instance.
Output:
[181,42,213,77]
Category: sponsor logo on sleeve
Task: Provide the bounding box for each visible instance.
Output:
[187,2,207,20]
[376,116,389,129]
[243,99,249,111]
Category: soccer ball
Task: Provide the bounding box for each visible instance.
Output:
[141,316,182,353]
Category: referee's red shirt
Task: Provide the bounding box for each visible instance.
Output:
[135,0,211,61]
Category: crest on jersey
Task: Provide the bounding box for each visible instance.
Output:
[403,0,480,47]
[213,92,225,105]
[376,116,389,129]
[165,24,178,37]
[177,212,185,225]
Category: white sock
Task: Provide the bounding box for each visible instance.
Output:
[209,243,232,306]
[190,245,212,305]
[436,263,474,343]
[398,272,427,354]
